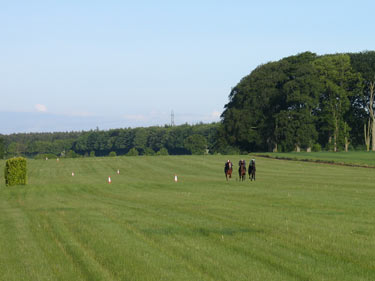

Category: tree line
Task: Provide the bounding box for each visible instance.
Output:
[0,123,221,158]
[219,51,375,152]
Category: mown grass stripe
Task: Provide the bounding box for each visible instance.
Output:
[0,155,375,280]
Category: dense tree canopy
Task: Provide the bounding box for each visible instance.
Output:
[220,51,372,152]
[2,123,220,158]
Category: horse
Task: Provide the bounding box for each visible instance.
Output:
[248,159,256,181]
[224,161,233,181]
[238,161,246,181]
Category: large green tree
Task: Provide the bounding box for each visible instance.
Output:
[274,52,322,151]
[221,52,322,152]
[313,54,362,151]
[349,51,375,151]
[221,59,286,151]
[184,134,207,155]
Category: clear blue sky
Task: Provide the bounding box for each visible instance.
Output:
[1,0,374,133]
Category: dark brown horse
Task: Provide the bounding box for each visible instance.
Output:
[224,161,233,181]
[248,159,256,181]
[238,161,246,181]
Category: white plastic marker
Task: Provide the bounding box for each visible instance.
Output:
[72,172,75,176]
[117,169,120,175]
[174,174,178,182]
[108,176,112,184]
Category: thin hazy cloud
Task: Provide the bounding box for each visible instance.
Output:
[211,110,221,119]
[123,114,147,121]
[35,104,47,112]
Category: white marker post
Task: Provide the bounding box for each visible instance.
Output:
[117,169,120,175]
[72,172,75,176]
[108,176,112,184]
[174,174,178,182]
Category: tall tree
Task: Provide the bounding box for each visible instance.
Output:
[221,60,287,151]
[350,51,375,151]
[221,52,321,152]
[184,134,207,155]
[313,54,361,151]
[275,52,321,151]
[133,128,149,155]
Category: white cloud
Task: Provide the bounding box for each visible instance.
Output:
[66,111,95,117]
[123,114,147,121]
[211,110,221,119]
[35,104,47,112]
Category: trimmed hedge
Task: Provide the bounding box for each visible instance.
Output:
[4,157,27,186]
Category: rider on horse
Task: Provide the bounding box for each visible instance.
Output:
[225,160,232,171]
[248,158,256,181]
[224,160,233,180]
[238,159,245,167]
[238,160,246,181]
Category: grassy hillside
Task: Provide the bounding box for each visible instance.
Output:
[0,155,374,280]
[256,151,375,167]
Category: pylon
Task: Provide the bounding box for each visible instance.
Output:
[108,176,112,184]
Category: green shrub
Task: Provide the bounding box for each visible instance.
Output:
[312,143,322,152]
[109,151,117,157]
[4,157,27,186]
[144,147,155,156]
[354,144,366,151]
[156,148,169,156]
[66,150,79,158]
[34,153,57,160]
[90,151,96,157]
[126,148,139,156]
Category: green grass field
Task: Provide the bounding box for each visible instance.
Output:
[256,151,375,167]
[0,155,375,281]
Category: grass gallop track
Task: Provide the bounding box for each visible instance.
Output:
[257,151,375,167]
[0,155,375,281]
